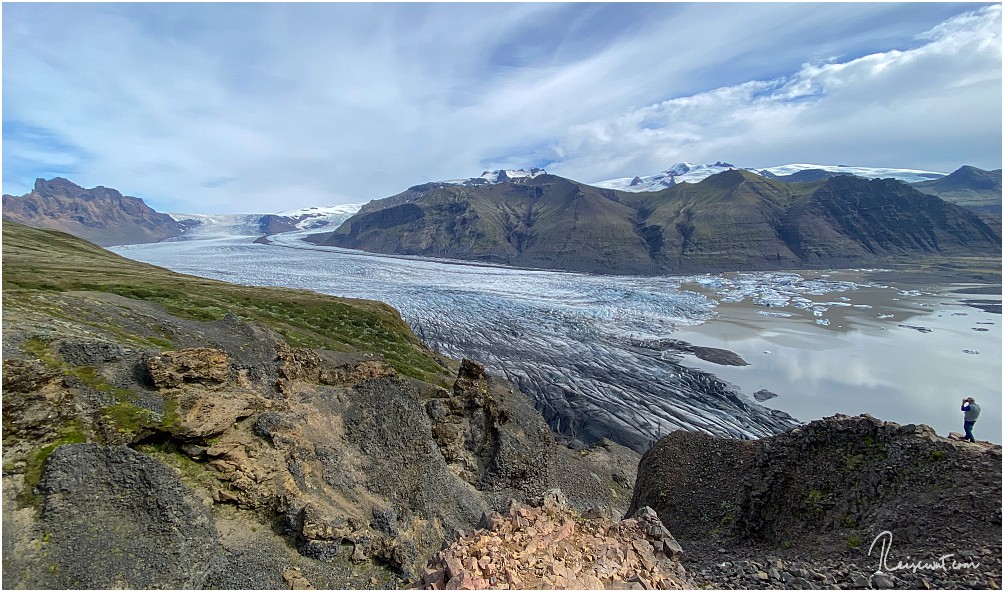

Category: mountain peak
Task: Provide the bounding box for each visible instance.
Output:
[949,164,1001,182]
[4,177,184,246]
[910,165,1002,212]
[35,176,73,189]
[34,177,86,195]
[446,168,547,187]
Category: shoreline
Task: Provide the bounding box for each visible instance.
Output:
[671,279,1002,444]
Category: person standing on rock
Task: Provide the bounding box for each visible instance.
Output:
[961,397,981,443]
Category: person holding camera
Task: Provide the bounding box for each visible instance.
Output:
[961,397,981,443]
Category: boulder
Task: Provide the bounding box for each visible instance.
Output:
[164,387,264,438]
[147,348,230,388]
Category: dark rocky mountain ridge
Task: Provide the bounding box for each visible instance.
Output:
[912,165,1002,213]
[315,170,1002,275]
[2,177,188,246]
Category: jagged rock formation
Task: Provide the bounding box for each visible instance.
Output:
[628,414,1003,589]
[2,177,187,246]
[3,324,635,586]
[420,490,691,590]
[2,222,638,588]
[313,170,1001,275]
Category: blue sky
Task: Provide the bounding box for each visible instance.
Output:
[3,3,1001,213]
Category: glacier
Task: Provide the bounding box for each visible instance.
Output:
[114,226,1004,447]
[114,227,932,452]
[592,162,946,192]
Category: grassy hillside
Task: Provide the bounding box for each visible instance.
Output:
[2,221,448,382]
[619,170,808,270]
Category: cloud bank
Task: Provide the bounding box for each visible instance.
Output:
[3,3,1000,213]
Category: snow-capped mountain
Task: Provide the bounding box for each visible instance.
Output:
[443,168,547,187]
[593,162,947,192]
[594,162,737,192]
[754,163,946,184]
[276,204,363,230]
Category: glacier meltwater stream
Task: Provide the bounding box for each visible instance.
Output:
[112,224,1002,450]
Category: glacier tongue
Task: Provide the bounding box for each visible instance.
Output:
[112,233,827,452]
[400,276,797,451]
[167,213,269,239]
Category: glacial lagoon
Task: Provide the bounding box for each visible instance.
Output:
[674,275,1001,443]
[112,227,1002,447]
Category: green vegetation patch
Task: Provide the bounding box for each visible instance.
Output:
[100,402,159,437]
[136,444,221,491]
[3,222,447,382]
[21,337,59,368]
[805,488,827,515]
[844,453,865,471]
[17,423,87,507]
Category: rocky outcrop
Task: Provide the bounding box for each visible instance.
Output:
[2,359,72,442]
[147,348,268,438]
[628,414,1003,589]
[2,177,187,246]
[148,348,232,388]
[2,285,638,588]
[425,359,531,488]
[420,490,691,590]
[21,444,217,589]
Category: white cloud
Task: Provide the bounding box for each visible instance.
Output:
[548,5,1002,183]
[3,4,1000,213]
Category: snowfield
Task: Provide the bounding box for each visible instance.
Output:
[592,162,946,192]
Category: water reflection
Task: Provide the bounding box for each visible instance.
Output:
[672,287,1002,443]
